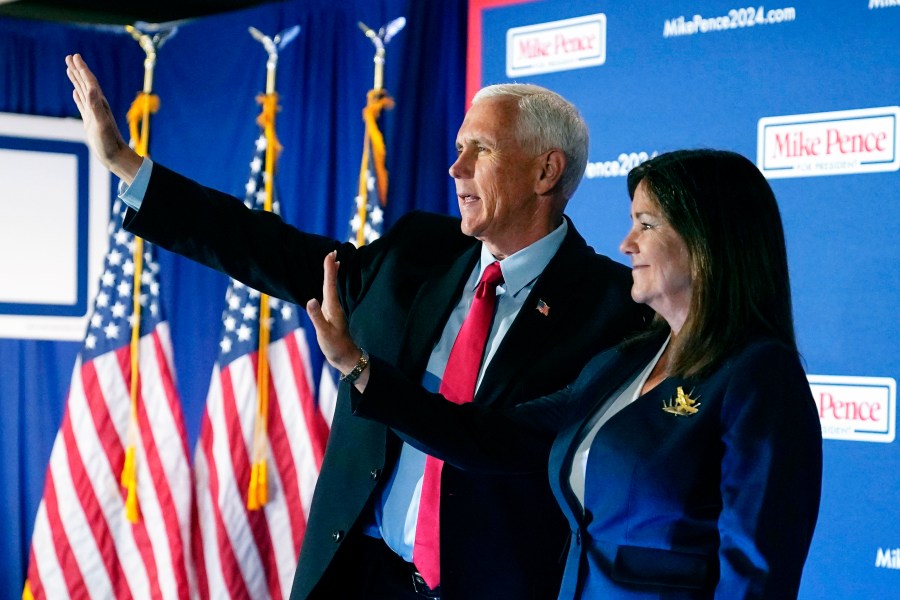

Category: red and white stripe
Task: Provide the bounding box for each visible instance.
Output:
[26,323,196,600]
[192,327,330,599]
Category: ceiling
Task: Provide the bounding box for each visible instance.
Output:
[0,0,285,25]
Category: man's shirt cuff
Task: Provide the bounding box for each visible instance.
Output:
[118,157,153,211]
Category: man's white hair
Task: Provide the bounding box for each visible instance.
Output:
[472,83,589,200]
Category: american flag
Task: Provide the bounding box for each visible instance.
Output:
[191,133,331,599]
[24,198,196,599]
[347,167,385,247]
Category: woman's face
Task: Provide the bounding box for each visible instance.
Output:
[619,181,693,333]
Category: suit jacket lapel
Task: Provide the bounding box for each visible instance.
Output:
[476,220,587,407]
[396,244,480,376]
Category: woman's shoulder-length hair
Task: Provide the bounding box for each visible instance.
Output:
[626,149,797,378]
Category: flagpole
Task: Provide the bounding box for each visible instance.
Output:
[246,25,299,510]
[354,17,405,247]
[120,24,174,523]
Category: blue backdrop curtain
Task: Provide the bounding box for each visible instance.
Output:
[0,0,466,591]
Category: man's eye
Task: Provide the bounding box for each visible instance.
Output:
[641,222,655,230]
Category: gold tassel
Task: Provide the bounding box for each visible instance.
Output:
[121,444,140,522]
[247,93,280,510]
[361,89,394,205]
[355,89,395,247]
[255,93,283,162]
[126,92,159,156]
[120,91,156,524]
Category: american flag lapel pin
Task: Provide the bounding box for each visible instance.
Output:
[536,299,550,316]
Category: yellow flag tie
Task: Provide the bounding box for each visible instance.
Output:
[247,92,281,510]
[119,91,159,523]
[355,89,394,246]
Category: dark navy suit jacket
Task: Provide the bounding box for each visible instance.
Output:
[123,163,649,599]
[354,332,822,599]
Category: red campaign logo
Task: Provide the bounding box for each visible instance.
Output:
[757,107,899,179]
[771,128,888,158]
[808,375,896,443]
[817,391,883,422]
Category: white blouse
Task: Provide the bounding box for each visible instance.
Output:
[568,336,670,509]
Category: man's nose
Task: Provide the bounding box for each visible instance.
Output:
[448,150,473,179]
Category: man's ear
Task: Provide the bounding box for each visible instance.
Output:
[535,149,566,195]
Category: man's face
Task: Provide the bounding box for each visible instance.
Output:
[449,96,543,257]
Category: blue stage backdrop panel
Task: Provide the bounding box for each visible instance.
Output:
[0,0,465,592]
[471,0,899,598]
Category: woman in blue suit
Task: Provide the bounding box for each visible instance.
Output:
[308,149,823,599]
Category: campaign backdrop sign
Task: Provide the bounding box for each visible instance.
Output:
[469,1,900,598]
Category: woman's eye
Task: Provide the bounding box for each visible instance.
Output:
[640,222,655,230]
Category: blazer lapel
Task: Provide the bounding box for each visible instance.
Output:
[396,245,480,376]
[549,334,667,521]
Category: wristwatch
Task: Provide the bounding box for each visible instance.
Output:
[340,348,370,384]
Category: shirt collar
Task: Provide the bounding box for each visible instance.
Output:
[477,218,568,297]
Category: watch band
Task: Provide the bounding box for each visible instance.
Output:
[340,348,370,383]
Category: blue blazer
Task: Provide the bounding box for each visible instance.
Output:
[548,334,822,599]
[354,333,822,599]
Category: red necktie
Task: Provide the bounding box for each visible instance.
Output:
[414,261,504,589]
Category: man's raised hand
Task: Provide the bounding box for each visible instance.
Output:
[306,251,369,389]
[65,53,142,183]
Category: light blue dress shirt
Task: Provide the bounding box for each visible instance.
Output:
[368,220,568,561]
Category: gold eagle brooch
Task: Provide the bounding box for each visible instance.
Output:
[662,386,701,416]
